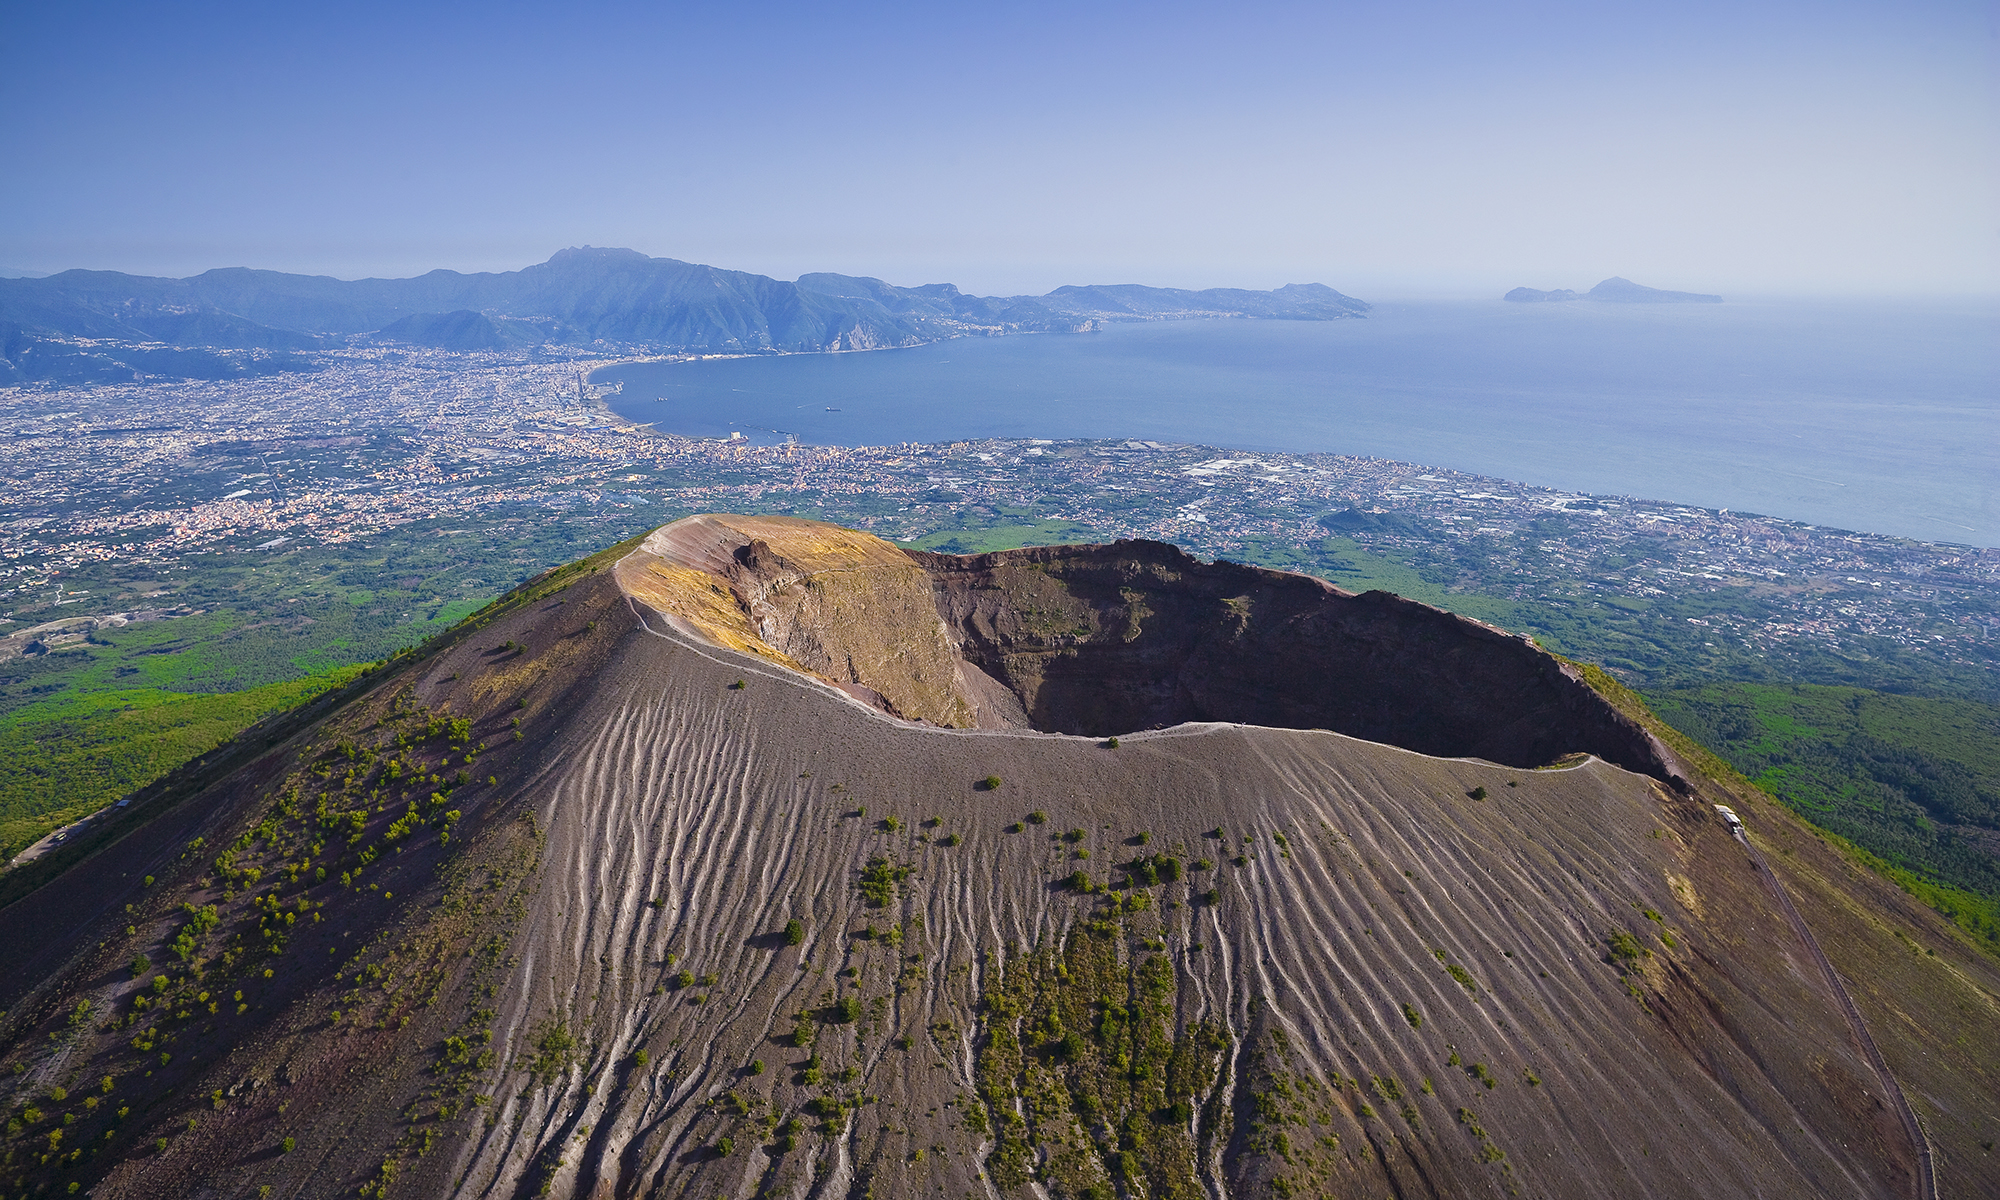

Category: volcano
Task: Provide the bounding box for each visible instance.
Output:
[0,515,1990,1199]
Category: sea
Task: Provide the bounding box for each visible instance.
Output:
[595,298,2000,548]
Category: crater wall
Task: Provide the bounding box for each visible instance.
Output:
[913,539,1687,778]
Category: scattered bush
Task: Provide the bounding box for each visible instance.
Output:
[1026,810,1046,825]
[858,856,912,907]
[979,775,1002,791]
[1469,786,1488,801]
[1401,1003,1423,1030]
[784,919,805,946]
[1605,931,1648,966]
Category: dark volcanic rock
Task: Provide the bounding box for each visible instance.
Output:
[912,538,1685,780]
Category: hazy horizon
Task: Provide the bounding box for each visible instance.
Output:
[4,249,1998,307]
[3,1,1993,298]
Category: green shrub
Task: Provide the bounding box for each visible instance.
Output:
[1401,1003,1423,1029]
[1605,931,1648,965]
[1469,786,1488,801]
[858,856,912,907]
[1026,810,1046,824]
[281,1137,295,1153]
[784,918,805,946]
[981,775,1002,791]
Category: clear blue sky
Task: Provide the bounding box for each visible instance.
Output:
[2,0,1993,296]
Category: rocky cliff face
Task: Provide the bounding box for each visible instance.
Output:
[619,516,1687,783]
[617,515,980,727]
[910,539,1686,780]
[0,518,1990,1200]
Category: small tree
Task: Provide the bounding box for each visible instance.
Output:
[784,919,805,946]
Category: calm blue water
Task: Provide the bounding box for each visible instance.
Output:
[596,299,2000,546]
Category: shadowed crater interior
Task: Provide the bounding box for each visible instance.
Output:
[621,516,1684,781]
[912,540,1680,777]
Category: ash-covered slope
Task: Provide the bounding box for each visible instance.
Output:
[0,518,1993,1200]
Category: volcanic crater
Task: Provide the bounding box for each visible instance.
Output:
[0,514,1991,1200]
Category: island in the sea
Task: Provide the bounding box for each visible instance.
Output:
[1506,276,1723,303]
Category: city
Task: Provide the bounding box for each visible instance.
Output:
[1,347,1993,695]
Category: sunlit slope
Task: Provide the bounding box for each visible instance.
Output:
[443,610,1928,1200]
[0,522,1991,1200]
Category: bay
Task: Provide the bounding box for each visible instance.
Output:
[595,298,1999,547]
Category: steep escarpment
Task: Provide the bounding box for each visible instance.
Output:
[911,539,1683,779]
[621,516,1685,780]
[0,519,1992,1200]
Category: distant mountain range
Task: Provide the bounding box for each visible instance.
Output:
[0,247,1369,384]
[1505,277,1722,304]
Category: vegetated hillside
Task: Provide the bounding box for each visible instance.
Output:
[0,517,1992,1200]
[0,249,1369,381]
[1649,683,2000,942]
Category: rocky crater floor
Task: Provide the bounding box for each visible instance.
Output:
[0,516,1993,1200]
